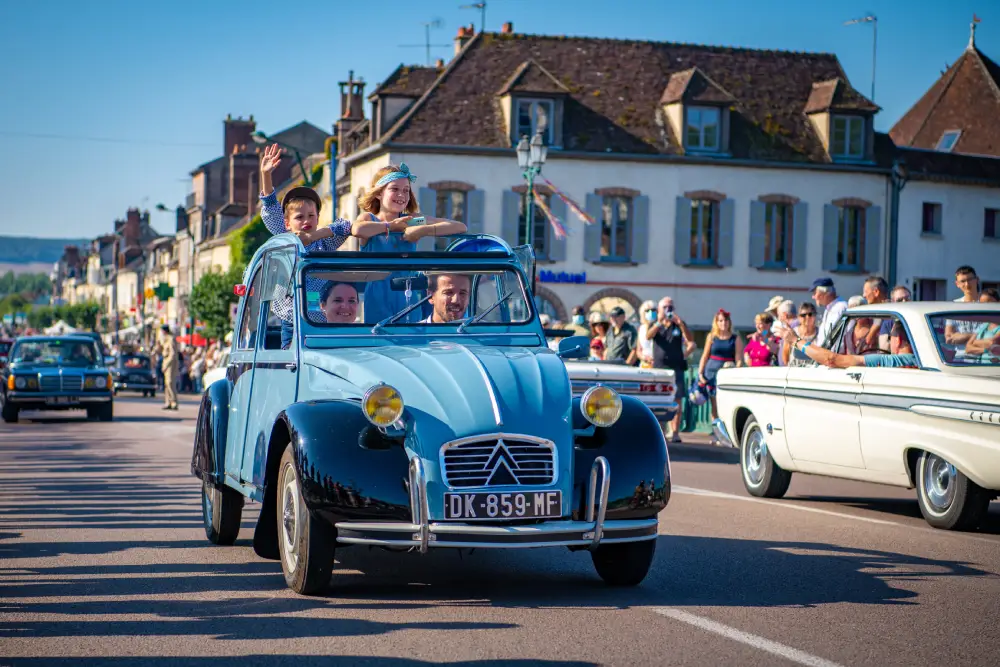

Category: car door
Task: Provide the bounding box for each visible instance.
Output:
[224,262,265,482]
[782,316,865,468]
[241,245,298,488]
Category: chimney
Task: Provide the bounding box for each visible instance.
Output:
[337,70,367,156]
[224,114,256,157]
[175,206,189,234]
[124,208,141,248]
[454,24,475,55]
[435,58,444,68]
[501,22,513,34]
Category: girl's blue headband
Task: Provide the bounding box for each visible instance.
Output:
[375,163,417,188]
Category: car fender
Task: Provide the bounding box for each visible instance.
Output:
[274,399,413,523]
[191,377,231,485]
[571,395,670,520]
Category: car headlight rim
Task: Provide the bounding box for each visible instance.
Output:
[362,383,404,427]
[581,385,623,427]
[14,376,26,390]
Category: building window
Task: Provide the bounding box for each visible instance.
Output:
[686,107,720,151]
[914,278,946,301]
[519,192,550,258]
[764,202,792,267]
[936,130,961,153]
[985,209,999,239]
[434,190,467,251]
[922,202,942,235]
[690,199,718,264]
[601,196,632,261]
[516,99,554,144]
[837,206,866,271]
[831,116,864,158]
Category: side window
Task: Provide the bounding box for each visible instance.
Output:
[260,246,296,350]
[236,266,265,350]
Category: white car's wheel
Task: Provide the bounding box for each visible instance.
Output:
[740,416,791,498]
[915,451,990,530]
[276,446,337,595]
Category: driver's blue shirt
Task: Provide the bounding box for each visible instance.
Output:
[863,353,918,368]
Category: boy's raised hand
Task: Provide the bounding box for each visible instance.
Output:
[260,144,282,175]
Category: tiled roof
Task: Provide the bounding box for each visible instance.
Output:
[370,65,442,98]
[660,68,735,105]
[382,32,877,163]
[497,59,570,95]
[804,78,879,114]
[890,46,1000,157]
[897,145,1000,184]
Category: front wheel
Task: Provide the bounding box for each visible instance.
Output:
[87,402,113,422]
[591,539,656,586]
[1,400,18,424]
[915,451,990,530]
[740,416,791,498]
[202,480,244,544]
[276,446,337,595]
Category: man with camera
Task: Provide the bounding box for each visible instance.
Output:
[645,297,696,443]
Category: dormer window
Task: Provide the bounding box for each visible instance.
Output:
[686,107,721,151]
[830,115,864,158]
[516,98,554,144]
[936,130,961,153]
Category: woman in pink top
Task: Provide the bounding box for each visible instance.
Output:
[744,312,779,367]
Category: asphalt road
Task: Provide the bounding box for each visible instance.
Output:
[1,396,999,667]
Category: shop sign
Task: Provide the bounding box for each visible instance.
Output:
[538,270,587,284]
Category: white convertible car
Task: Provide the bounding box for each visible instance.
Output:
[712,302,999,531]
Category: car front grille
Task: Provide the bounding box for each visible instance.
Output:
[39,376,60,392]
[38,374,83,392]
[441,435,556,488]
[62,375,82,392]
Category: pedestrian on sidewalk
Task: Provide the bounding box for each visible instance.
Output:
[158,325,178,410]
[646,297,695,443]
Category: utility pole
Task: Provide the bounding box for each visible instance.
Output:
[844,14,877,101]
[460,2,487,32]
[111,236,120,349]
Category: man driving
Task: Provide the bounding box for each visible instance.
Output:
[423,273,471,323]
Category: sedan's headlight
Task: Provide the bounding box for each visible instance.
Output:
[581,385,623,427]
[84,375,109,389]
[362,384,404,427]
[14,376,26,389]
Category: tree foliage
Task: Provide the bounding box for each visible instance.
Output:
[23,302,101,330]
[189,265,242,341]
[228,214,270,278]
[0,271,51,298]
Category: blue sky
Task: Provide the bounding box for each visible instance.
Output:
[0,0,994,239]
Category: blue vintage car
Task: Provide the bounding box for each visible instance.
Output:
[192,234,671,594]
[1,335,114,423]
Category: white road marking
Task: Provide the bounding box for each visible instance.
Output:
[651,607,845,667]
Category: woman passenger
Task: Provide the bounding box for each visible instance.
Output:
[318,281,360,324]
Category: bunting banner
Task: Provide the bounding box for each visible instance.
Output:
[540,176,596,225]
[531,186,568,240]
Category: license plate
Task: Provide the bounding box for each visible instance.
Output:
[443,490,562,520]
[45,396,76,405]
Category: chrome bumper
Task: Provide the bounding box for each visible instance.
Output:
[712,418,736,448]
[8,392,111,404]
[334,456,658,552]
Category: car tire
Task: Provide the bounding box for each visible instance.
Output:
[1,401,18,424]
[591,539,656,586]
[90,402,113,422]
[740,416,791,498]
[276,446,337,595]
[915,451,990,530]
[202,479,244,545]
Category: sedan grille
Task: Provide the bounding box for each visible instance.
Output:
[39,376,60,392]
[38,374,83,392]
[441,435,556,488]
[62,375,83,392]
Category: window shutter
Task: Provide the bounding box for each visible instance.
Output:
[791,202,808,270]
[465,189,485,234]
[864,205,882,272]
[822,205,840,271]
[584,193,603,263]
[500,190,521,247]
[674,196,692,266]
[418,187,436,218]
[548,195,567,262]
[717,198,735,267]
[630,195,650,264]
[748,200,766,268]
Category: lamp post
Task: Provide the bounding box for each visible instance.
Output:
[252,131,312,185]
[515,131,548,249]
[887,158,909,288]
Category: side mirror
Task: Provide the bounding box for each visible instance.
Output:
[557,335,590,360]
[104,356,116,366]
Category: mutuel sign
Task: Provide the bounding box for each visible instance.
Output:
[538,270,587,284]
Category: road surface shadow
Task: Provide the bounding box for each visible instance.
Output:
[667,443,739,465]
[7,659,594,667]
[790,495,1000,535]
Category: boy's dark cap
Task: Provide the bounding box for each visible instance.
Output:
[609,306,626,317]
[282,187,322,214]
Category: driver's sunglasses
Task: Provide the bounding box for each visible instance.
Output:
[800,311,816,317]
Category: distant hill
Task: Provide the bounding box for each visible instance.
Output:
[0,236,90,265]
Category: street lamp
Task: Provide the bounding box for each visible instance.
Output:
[252,130,312,186]
[516,131,548,249]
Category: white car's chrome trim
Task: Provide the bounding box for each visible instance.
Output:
[909,404,1000,426]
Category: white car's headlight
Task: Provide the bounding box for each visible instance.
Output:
[362,384,404,427]
[581,385,623,427]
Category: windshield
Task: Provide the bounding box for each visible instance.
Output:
[11,339,101,365]
[301,265,532,328]
[121,355,151,369]
[929,312,1000,367]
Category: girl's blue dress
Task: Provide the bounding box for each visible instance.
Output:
[360,214,427,324]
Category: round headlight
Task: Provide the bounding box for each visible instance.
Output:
[14,376,26,389]
[362,384,404,427]
[581,385,623,427]
[95,376,108,389]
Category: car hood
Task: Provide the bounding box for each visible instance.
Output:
[302,342,573,451]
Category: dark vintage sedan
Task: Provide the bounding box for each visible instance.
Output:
[1,335,114,423]
[111,354,156,397]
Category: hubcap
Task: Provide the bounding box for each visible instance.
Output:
[280,466,300,572]
[923,454,956,513]
[744,429,766,486]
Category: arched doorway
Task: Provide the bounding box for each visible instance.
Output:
[533,285,568,323]
[583,287,642,323]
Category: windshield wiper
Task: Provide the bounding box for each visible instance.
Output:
[371,294,432,334]
[457,290,513,334]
